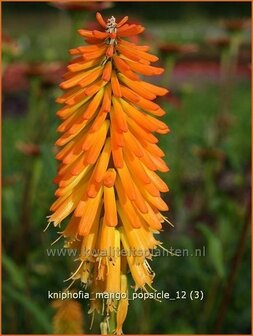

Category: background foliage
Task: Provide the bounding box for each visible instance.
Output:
[2,2,251,334]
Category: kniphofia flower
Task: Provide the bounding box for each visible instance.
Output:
[48,12,170,334]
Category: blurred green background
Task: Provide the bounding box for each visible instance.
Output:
[2,1,251,334]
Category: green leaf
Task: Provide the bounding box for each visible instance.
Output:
[197,224,225,278]
[2,253,26,290]
[4,284,51,333]
[2,187,18,225]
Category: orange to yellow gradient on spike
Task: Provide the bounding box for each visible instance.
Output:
[48,12,170,334]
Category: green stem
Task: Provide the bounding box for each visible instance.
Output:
[26,77,41,140]
[229,32,242,74]
[199,277,220,331]
[214,218,250,332]
[16,77,41,261]
[108,311,116,334]
[163,55,176,86]
[16,73,47,262]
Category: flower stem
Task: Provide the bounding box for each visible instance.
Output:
[214,218,250,332]
[164,55,176,86]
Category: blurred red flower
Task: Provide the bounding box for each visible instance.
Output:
[3,62,66,93]
[16,141,41,156]
[2,33,21,57]
[159,42,199,57]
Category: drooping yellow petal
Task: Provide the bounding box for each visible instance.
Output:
[106,230,121,293]
[116,274,129,335]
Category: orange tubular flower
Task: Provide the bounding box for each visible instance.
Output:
[49,12,170,334]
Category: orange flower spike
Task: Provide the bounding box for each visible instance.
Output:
[49,12,170,334]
